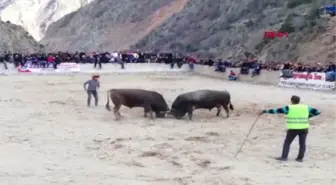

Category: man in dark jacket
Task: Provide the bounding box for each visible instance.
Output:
[0,54,8,69]
[13,53,22,67]
[93,52,101,69]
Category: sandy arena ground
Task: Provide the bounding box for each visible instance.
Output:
[0,72,335,185]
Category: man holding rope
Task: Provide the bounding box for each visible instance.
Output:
[259,95,321,162]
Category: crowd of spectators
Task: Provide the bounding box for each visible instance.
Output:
[0,51,192,70]
[280,61,336,81]
[1,51,335,80]
[199,59,335,73]
[198,58,335,81]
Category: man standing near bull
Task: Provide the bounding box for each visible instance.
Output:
[84,74,100,107]
[260,95,321,162]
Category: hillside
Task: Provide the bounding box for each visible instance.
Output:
[297,16,336,63]
[42,0,335,62]
[0,0,93,40]
[134,0,335,62]
[40,0,187,52]
[0,20,42,53]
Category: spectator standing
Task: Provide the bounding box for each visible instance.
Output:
[325,62,336,81]
[0,54,8,70]
[47,55,55,68]
[93,52,102,69]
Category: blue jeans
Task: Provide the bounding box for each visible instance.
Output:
[229,76,237,81]
[281,69,293,78]
[188,63,194,71]
[39,61,47,68]
[326,71,336,82]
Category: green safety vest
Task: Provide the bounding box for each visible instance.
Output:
[286,104,309,129]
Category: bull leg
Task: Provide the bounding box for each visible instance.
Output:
[143,109,150,118]
[222,104,230,118]
[187,105,195,120]
[216,104,222,116]
[144,105,154,119]
[144,109,147,117]
[113,104,122,120]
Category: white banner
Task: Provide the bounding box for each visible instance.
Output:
[279,71,335,90]
[18,63,80,73]
[56,63,80,72]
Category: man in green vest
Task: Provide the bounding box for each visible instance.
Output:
[260,95,321,162]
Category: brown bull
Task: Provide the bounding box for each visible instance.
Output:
[105,88,170,120]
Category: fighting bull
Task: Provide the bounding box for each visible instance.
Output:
[105,89,169,119]
[169,90,234,120]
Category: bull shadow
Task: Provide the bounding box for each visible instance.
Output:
[168,109,232,121]
[103,109,170,123]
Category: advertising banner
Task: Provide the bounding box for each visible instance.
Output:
[18,63,80,73]
[279,71,335,90]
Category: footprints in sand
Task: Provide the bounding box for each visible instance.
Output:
[49,100,67,105]
[0,98,22,102]
[87,131,232,175]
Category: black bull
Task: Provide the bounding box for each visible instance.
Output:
[170,90,234,120]
[105,89,170,119]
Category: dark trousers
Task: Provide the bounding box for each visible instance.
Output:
[1,61,8,69]
[94,60,102,69]
[281,129,308,159]
[170,62,183,69]
[87,90,98,106]
[14,61,20,67]
[119,61,125,69]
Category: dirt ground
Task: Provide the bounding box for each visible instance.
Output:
[0,73,335,185]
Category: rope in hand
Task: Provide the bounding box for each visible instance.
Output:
[235,115,261,158]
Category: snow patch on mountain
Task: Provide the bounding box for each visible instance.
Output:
[0,0,94,41]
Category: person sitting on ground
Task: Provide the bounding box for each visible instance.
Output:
[228,70,238,81]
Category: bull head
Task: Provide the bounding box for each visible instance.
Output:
[162,109,171,118]
[154,109,171,118]
[169,108,185,119]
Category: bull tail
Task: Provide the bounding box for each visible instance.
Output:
[229,101,234,110]
[105,90,112,111]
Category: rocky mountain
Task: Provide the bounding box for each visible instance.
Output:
[42,0,335,62]
[41,0,187,52]
[296,14,335,63]
[0,20,42,53]
[0,0,94,40]
[133,0,335,62]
